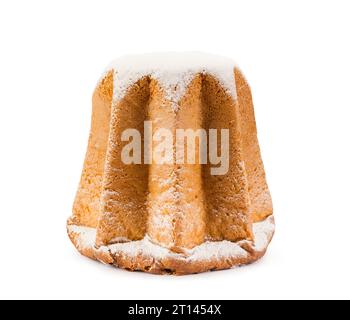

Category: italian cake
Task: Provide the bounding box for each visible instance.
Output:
[67,52,274,275]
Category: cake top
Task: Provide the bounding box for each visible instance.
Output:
[104,52,238,109]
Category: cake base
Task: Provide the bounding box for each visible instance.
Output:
[67,215,274,275]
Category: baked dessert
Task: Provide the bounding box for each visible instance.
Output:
[67,52,274,274]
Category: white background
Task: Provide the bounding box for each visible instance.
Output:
[0,0,349,300]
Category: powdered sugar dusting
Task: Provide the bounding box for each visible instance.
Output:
[187,240,247,261]
[67,215,274,262]
[251,215,275,251]
[103,52,237,111]
[68,225,96,250]
[109,235,171,259]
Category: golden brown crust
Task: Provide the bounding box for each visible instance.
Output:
[201,74,253,241]
[235,69,273,222]
[96,77,151,246]
[70,71,113,228]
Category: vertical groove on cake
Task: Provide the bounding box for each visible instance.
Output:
[146,79,178,249]
[234,68,273,222]
[70,71,113,228]
[95,77,151,246]
[171,75,207,251]
[201,74,253,242]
